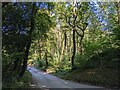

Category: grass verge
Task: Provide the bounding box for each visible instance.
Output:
[51,68,120,89]
[2,70,32,89]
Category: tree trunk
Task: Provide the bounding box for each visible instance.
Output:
[45,49,48,68]
[71,29,76,70]
[64,32,67,48]
[19,41,31,77]
[80,36,84,55]
[19,3,36,77]
[71,0,77,70]
[38,40,42,59]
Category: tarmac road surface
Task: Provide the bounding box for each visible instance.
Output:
[28,67,105,89]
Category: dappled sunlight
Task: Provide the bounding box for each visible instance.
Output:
[30,84,36,87]
[87,71,96,75]
[64,81,68,84]
[41,85,47,88]
[43,72,48,75]
[46,68,56,74]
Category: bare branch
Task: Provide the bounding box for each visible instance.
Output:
[68,16,74,27]
[83,23,88,30]
[77,25,83,31]
[75,30,82,37]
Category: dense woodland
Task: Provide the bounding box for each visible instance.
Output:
[2,2,120,88]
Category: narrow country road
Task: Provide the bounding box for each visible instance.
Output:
[28,67,104,89]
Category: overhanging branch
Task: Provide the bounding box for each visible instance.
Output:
[77,25,83,31]
[75,30,82,37]
[68,16,74,28]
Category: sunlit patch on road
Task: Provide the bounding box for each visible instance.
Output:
[43,72,48,75]
[30,84,36,87]
[64,81,68,84]
[42,85,47,88]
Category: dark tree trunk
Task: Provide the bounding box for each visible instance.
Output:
[45,49,48,68]
[64,32,67,47]
[19,3,37,77]
[71,0,77,70]
[80,35,84,55]
[19,40,31,77]
[38,40,42,59]
[63,32,67,55]
[71,29,76,70]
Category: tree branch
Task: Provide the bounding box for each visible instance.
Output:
[68,16,74,27]
[75,30,82,37]
[77,25,83,31]
[83,23,88,30]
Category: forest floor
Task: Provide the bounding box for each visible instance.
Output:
[28,67,104,89]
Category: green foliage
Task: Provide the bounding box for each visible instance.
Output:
[74,47,120,70]
[3,70,32,88]
[87,48,120,69]
[112,25,120,40]
[33,11,53,39]
[75,54,88,69]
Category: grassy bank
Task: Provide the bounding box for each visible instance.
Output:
[2,70,32,89]
[51,68,119,89]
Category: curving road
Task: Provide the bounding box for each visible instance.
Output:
[28,67,104,89]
